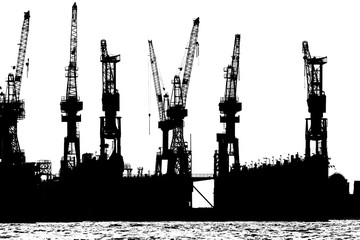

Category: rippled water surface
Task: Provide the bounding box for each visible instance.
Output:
[0,220,359,239]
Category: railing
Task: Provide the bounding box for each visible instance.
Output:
[191,173,213,179]
[122,173,214,179]
[123,173,151,178]
[220,96,239,103]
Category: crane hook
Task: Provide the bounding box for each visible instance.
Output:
[26,58,29,78]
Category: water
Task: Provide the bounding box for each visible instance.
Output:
[0,220,359,239]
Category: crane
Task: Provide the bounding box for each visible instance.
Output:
[0,11,30,165]
[60,2,83,176]
[302,41,328,159]
[302,41,329,216]
[148,40,173,175]
[99,39,123,166]
[214,34,242,178]
[167,17,199,176]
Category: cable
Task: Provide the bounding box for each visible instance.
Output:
[148,54,151,135]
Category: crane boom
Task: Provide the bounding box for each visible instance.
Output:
[302,41,327,98]
[13,11,30,101]
[148,40,166,122]
[101,40,119,97]
[224,34,240,100]
[302,41,311,96]
[66,3,78,98]
[181,17,199,108]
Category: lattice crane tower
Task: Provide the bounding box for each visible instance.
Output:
[60,3,83,175]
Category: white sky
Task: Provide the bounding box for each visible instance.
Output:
[1,0,360,207]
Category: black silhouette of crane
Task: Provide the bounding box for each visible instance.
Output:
[214,34,242,178]
[99,39,123,166]
[302,41,329,216]
[0,11,30,165]
[60,3,83,176]
[167,17,199,176]
[302,41,328,159]
[149,18,199,176]
[148,40,173,176]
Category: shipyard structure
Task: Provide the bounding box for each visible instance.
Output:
[0,3,359,222]
[213,37,329,220]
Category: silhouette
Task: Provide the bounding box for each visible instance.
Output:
[148,40,173,176]
[148,18,199,177]
[0,11,29,166]
[0,4,359,222]
[60,3,83,177]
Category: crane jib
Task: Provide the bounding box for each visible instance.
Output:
[148,40,166,122]
[13,11,30,101]
[181,17,199,108]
